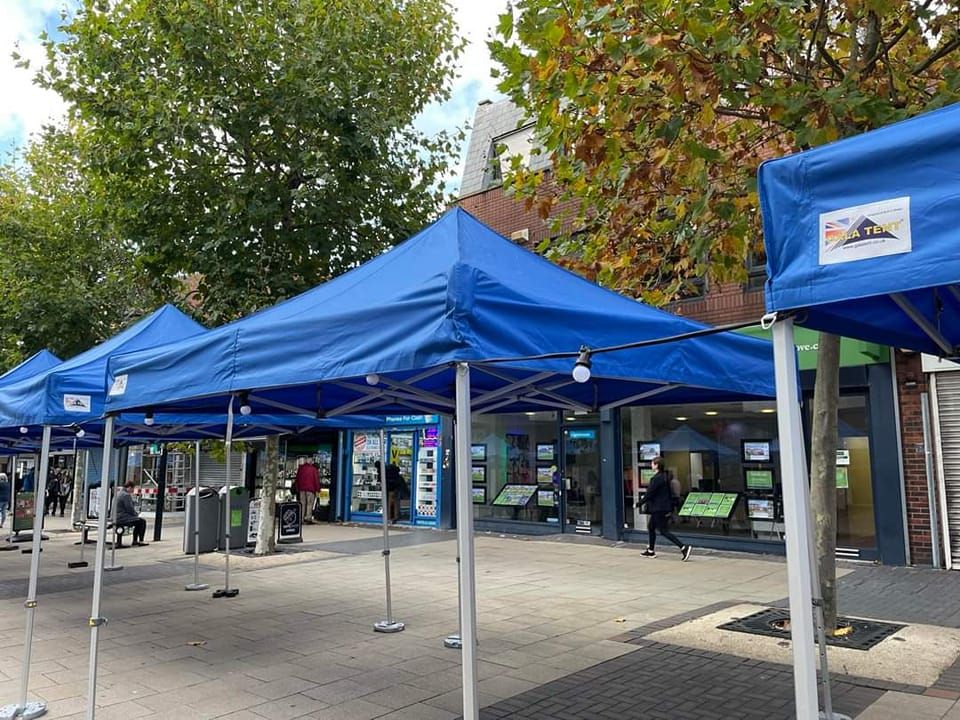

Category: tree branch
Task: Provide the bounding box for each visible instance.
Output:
[715,106,768,121]
[817,42,846,79]
[913,35,960,75]
[862,0,935,76]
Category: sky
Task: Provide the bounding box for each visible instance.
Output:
[0,0,509,191]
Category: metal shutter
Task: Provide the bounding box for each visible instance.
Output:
[198,451,245,489]
[936,372,960,564]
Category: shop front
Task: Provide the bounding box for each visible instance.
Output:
[619,328,906,564]
[471,411,605,536]
[343,415,448,528]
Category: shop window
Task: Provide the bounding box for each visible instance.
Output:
[620,402,782,540]
[621,394,878,551]
[805,393,876,550]
[472,412,561,525]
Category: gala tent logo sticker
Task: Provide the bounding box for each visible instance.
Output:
[819,196,912,265]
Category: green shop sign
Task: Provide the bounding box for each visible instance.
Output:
[737,325,888,371]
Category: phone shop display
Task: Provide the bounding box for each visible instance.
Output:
[348,423,443,526]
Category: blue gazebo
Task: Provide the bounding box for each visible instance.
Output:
[759,102,960,718]
[104,207,778,720]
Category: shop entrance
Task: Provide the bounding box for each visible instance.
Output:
[562,426,602,534]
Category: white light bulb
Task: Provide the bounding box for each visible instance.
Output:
[144,415,155,426]
[19,427,28,434]
[366,373,380,386]
[572,364,591,384]
[76,429,86,438]
[240,404,252,416]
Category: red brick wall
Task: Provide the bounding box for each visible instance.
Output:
[896,351,938,565]
[458,179,579,248]
[670,283,766,326]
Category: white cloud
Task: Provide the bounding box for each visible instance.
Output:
[416,0,511,192]
[0,0,69,155]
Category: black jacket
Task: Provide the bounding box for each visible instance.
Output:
[644,471,675,514]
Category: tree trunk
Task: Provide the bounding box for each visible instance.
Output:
[71,448,86,525]
[810,332,841,632]
[254,435,279,555]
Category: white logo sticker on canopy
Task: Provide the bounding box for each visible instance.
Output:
[819,196,911,265]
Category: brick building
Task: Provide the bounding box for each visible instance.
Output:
[458,98,937,566]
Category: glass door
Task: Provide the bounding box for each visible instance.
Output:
[562,427,602,534]
[387,432,414,523]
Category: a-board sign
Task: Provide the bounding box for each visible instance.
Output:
[276,501,302,539]
[491,484,537,507]
[678,492,739,519]
[247,498,261,544]
[12,491,34,532]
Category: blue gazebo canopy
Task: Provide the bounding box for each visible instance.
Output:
[760,102,960,356]
[0,350,61,387]
[0,305,205,429]
[106,208,776,417]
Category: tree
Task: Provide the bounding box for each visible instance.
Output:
[492,0,960,630]
[34,0,465,324]
[0,129,153,366]
[254,435,280,556]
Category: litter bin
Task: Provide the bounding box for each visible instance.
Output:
[183,487,219,554]
[217,486,250,550]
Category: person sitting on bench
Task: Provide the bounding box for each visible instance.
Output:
[115,480,148,546]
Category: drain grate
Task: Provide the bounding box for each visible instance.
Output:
[718,607,904,651]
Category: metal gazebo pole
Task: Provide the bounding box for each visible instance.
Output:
[443,555,463,649]
[84,415,116,720]
[0,425,52,720]
[455,363,479,720]
[374,427,404,633]
[772,317,821,719]
[213,398,238,598]
[185,440,208,592]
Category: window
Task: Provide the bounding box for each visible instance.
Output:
[745,247,767,290]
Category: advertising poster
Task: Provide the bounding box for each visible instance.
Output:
[536,466,554,484]
[247,498,261,544]
[836,449,850,466]
[471,466,486,484]
[536,489,555,507]
[748,498,775,520]
[13,492,34,532]
[836,466,850,489]
[745,470,774,490]
[536,443,555,462]
[506,434,530,484]
[470,444,486,461]
[472,486,486,504]
[640,468,656,486]
[742,441,771,462]
[638,442,661,462]
[491,484,537,507]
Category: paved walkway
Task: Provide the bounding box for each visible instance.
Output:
[0,518,959,718]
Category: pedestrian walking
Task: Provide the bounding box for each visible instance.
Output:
[641,457,692,561]
[0,472,9,528]
[44,470,61,517]
[58,471,73,517]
